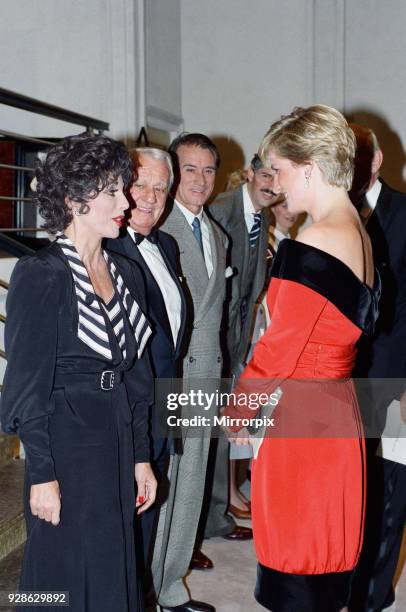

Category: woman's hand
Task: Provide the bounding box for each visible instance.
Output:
[134,462,157,514]
[226,426,252,446]
[30,481,61,526]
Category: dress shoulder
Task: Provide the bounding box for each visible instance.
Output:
[272,239,380,335]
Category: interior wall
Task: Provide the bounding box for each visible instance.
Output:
[180,0,314,193]
[345,0,406,190]
[145,0,182,123]
[180,0,406,194]
[0,0,139,140]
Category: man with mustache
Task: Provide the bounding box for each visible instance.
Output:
[201,154,282,537]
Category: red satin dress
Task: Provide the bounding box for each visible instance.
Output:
[223,239,380,612]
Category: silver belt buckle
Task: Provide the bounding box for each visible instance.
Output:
[101,370,115,391]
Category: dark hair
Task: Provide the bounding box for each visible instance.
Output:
[250,153,263,172]
[168,132,220,169]
[35,132,132,233]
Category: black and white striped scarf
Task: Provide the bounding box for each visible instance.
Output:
[57,235,151,360]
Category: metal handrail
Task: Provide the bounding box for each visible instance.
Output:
[0,233,35,258]
[0,314,5,324]
[0,280,9,289]
[0,349,6,359]
[0,129,54,146]
[0,196,33,202]
[0,228,42,232]
[0,87,109,132]
[0,163,35,172]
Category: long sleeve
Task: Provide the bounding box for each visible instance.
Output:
[222,278,328,429]
[0,256,60,483]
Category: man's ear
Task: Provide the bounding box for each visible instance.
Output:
[247,166,255,183]
[372,149,383,175]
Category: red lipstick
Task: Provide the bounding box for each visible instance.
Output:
[112,215,124,227]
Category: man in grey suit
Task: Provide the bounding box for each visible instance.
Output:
[150,133,227,612]
[201,155,281,537]
[210,153,280,376]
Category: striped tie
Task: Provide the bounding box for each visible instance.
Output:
[249,212,262,247]
[57,236,151,360]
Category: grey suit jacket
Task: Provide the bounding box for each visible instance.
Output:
[209,185,270,373]
[160,202,228,389]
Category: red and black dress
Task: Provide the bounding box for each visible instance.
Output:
[223,239,380,612]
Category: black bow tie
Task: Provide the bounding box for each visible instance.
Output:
[133,231,158,245]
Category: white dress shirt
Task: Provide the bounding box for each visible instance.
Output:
[127,227,181,346]
[175,200,213,277]
[362,179,382,223]
[273,227,291,249]
[242,183,259,233]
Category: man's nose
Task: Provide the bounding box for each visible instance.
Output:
[194,170,206,185]
[143,185,157,203]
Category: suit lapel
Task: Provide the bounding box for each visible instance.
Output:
[121,233,174,347]
[371,180,394,235]
[155,234,187,354]
[163,204,209,304]
[366,181,393,267]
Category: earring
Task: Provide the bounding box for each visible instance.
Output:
[304,175,310,189]
[74,208,82,216]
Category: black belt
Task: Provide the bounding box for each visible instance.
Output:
[54,369,124,391]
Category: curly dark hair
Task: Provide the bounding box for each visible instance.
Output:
[35,132,133,233]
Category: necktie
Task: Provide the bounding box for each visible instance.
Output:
[249,212,262,247]
[133,230,158,245]
[192,217,205,258]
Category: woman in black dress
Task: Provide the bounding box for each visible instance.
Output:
[1,133,157,611]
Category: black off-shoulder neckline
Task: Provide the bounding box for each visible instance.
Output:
[271,239,380,335]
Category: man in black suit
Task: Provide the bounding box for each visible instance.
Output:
[106,147,187,568]
[349,124,406,612]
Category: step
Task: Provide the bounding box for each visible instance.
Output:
[0,543,23,590]
[0,460,25,562]
[0,434,19,469]
[0,544,24,612]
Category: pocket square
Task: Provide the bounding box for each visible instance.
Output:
[225,266,234,278]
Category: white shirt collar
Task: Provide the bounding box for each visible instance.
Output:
[365,178,382,211]
[127,226,156,248]
[175,199,204,225]
[242,183,256,215]
[274,227,290,244]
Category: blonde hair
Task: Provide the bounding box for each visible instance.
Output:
[225,168,247,191]
[259,105,356,190]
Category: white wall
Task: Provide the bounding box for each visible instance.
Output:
[180,0,314,191]
[180,0,406,193]
[0,0,184,142]
[0,0,139,140]
[345,1,406,190]
[145,0,182,132]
